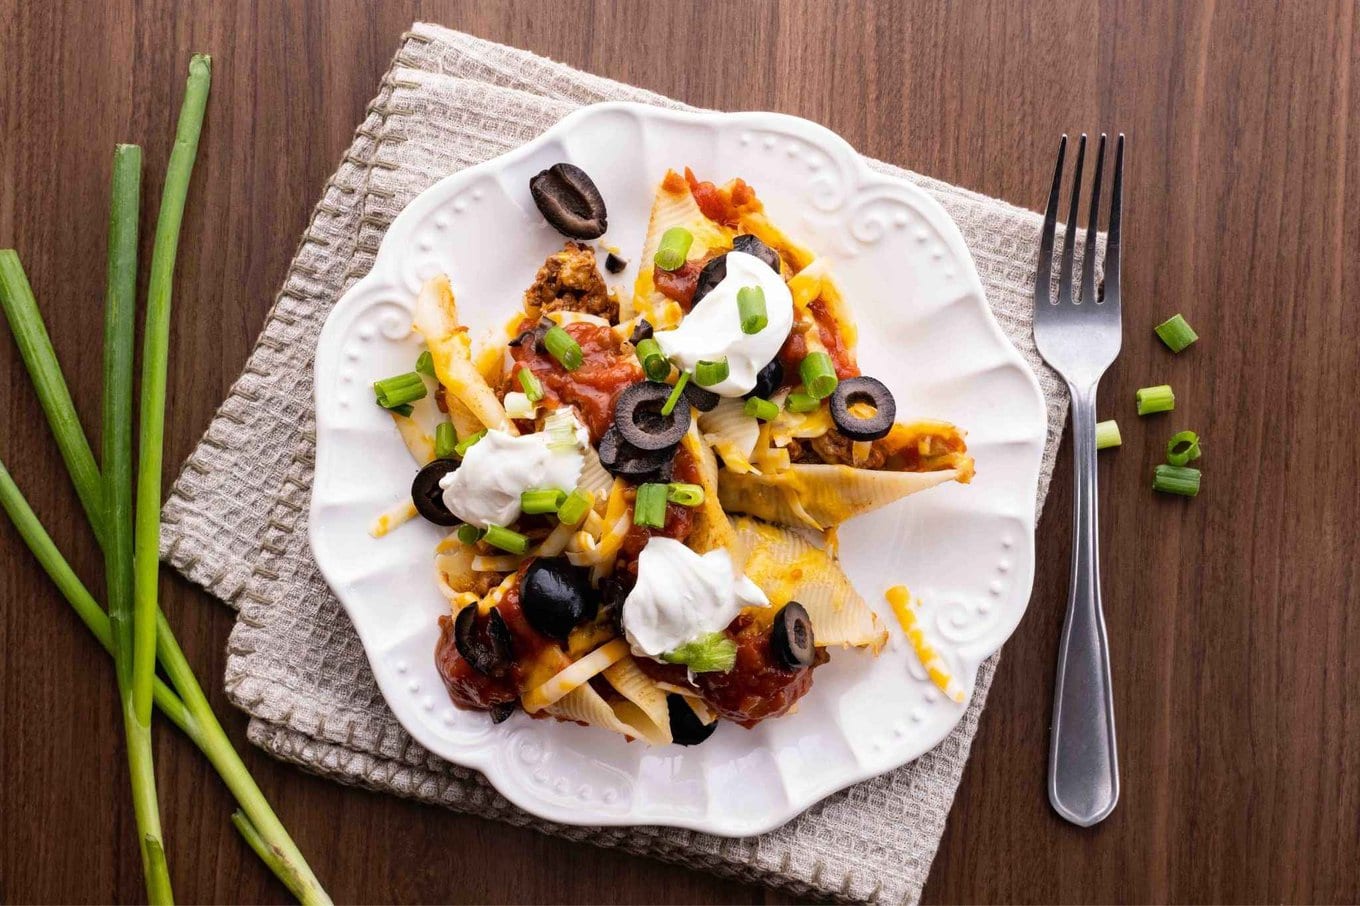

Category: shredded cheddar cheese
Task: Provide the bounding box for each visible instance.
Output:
[369,499,419,538]
[885,585,966,704]
[522,639,629,713]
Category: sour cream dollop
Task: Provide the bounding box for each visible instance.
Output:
[622,537,769,659]
[654,251,793,398]
[439,411,588,528]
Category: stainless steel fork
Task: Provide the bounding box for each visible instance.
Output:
[1034,133,1124,827]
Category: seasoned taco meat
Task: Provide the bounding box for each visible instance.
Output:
[523,241,616,322]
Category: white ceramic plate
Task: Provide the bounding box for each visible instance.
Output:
[311,102,1046,836]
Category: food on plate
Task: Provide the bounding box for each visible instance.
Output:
[373,164,974,744]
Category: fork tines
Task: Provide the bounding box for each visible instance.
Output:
[1036,133,1124,309]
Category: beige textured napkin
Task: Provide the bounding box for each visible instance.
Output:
[160,24,1080,904]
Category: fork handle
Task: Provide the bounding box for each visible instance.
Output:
[1048,386,1120,827]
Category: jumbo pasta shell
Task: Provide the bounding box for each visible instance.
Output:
[544,682,645,740]
[603,656,673,745]
[718,463,962,531]
[681,424,744,564]
[734,517,887,652]
[413,274,513,433]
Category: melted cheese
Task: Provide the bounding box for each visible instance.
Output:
[885,585,966,703]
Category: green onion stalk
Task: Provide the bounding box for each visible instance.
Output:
[103,142,173,904]
[0,54,329,904]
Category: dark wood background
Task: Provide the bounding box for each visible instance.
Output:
[2,1,1356,903]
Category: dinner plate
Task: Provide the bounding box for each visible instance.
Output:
[311,102,1046,836]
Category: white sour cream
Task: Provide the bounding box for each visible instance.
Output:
[622,537,769,659]
[654,251,793,398]
[439,411,588,528]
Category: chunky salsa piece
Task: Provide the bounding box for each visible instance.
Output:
[510,320,641,442]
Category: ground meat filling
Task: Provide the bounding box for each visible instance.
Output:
[522,240,617,322]
[786,428,888,469]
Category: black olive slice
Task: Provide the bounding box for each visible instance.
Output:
[453,605,515,677]
[691,254,727,306]
[613,381,690,451]
[489,701,518,724]
[522,557,597,641]
[828,376,897,442]
[597,574,634,636]
[605,252,627,274]
[744,358,785,400]
[628,318,654,345]
[412,459,460,526]
[682,381,719,412]
[731,234,781,274]
[667,693,718,746]
[771,601,815,669]
[597,426,674,478]
[529,163,608,239]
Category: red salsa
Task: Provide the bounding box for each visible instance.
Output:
[509,320,641,443]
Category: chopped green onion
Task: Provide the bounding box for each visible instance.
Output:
[483,524,530,554]
[785,391,822,413]
[1152,464,1201,497]
[1136,384,1175,415]
[544,408,581,451]
[557,488,594,526]
[1154,313,1199,353]
[1095,420,1122,450]
[1166,430,1202,466]
[661,631,738,672]
[743,396,779,421]
[661,371,690,416]
[389,403,414,418]
[635,337,670,381]
[799,352,838,399]
[517,367,544,402]
[737,285,768,334]
[521,488,567,515]
[504,391,536,420]
[543,324,583,371]
[373,371,427,409]
[634,482,669,529]
[434,422,457,459]
[415,349,435,377]
[454,429,486,457]
[653,227,694,271]
[666,483,705,507]
[456,524,486,545]
[694,358,729,387]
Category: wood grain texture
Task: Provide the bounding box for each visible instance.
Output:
[1,1,1356,902]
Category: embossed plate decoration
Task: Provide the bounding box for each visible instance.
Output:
[311,102,1047,836]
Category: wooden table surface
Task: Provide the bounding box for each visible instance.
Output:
[2,1,1357,903]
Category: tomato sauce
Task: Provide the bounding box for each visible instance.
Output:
[691,613,826,727]
[653,256,706,310]
[510,321,641,443]
[683,168,757,227]
[809,298,859,378]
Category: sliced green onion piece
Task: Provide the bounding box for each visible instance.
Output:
[517,367,544,402]
[389,403,414,418]
[373,371,427,409]
[544,325,583,371]
[521,488,567,515]
[484,524,530,554]
[1166,430,1202,466]
[504,391,536,420]
[694,358,729,387]
[799,352,838,399]
[743,396,779,421]
[653,227,694,271]
[1136,384,1175,415]
[1154,313,1199,353]
[666,483,705,507]
[785,391,822,413]
[557,488,594,526]
[434,422,457,459]
[454,429,486,457]
[415,349,435,377]
[661,371,690,416]
[634,482,669,529]
[456,524,486,545]
[737,285,768,334]
[544,408,581,451]
[1152,464,1201,497]
[635,337,670,381]
[661,631,738,673]
[1095,420,1122,450]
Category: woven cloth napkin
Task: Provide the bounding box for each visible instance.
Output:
[160,23,1077,905]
